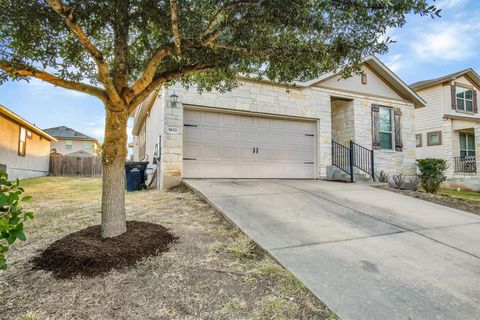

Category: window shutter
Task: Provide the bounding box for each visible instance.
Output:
[451,84,457,110]
[371,104,380,150]
[473,89,478,113]
[394,108,403,152]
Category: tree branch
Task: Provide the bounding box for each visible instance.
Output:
[112,0,130,94]
[128,63,214,113]
[0,60,107,101]
[170,0,181,54]
[128,0,183,102]
[128,44,176,102]
[200,0,263,45]
[46,0,124,107]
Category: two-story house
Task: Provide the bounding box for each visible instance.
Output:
[43,126,101,156]
[412,69,480,179]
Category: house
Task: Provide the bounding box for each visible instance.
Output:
[131,56,425,190]
[0,105,56,180]
[43,126,100,156]
[411,69,480,179]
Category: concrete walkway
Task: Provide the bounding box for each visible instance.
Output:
[184,179,480,320]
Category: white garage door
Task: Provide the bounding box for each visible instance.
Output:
[183,109,316,179]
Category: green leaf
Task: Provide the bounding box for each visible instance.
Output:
[21,195,32,202]
[16,229,26,241]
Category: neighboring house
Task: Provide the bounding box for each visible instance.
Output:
[0,105,56,180]
[411,69,480,178]
[43,126,100,156]
[131,56,425,190]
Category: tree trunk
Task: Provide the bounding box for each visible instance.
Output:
[101,105,129,238]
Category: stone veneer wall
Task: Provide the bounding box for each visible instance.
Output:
[153,80,417,189]
[331,99,355,146]
[352,97,417,176]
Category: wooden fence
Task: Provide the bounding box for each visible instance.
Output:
[49,154,102,176]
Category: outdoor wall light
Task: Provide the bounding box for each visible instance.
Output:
[170,92,179,108]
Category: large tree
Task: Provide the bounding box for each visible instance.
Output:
[0,0,439,238]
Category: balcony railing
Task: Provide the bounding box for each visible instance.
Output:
[453,156,477,173]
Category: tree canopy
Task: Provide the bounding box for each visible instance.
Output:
[0,0,440,113]
[0,0,440,238]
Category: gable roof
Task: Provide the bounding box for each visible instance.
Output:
[410,68,480,91]
[0,105,56,141]
[240,56,426,108]
[43,126,98,143]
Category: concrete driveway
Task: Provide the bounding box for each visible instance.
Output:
[184,179,480,320]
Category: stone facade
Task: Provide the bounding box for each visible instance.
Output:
[134,69,420,190]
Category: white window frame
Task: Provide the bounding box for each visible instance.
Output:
[65,140,73,151]
[456,87,474,112]
[379,106,393,150]
[459,132,475,158]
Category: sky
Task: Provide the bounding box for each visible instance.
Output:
[1,0,479,143]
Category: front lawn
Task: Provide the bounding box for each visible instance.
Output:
[438,188,480,202]
[377,184,480,215]
[0,177,336,320]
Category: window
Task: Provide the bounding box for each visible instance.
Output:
[26,130,32,139]
[416,134,422,147]
[459,133,475,157]
[427,131,442,146]
[65,140,73,151]
[456,87,474,112]
[379,106,393,149]
[18,127,26,156]
[83,141,93,149]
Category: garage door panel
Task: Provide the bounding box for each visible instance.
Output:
[204,128,221,141]
[183,109,316,179]
[184,127,202,141]
[183,144,201,158]
[223,130,238,142]
[239,116,254,128]
[223,147,239,158]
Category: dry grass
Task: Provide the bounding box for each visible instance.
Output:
[0,177,336,320]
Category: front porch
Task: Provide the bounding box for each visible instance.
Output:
[449,125,480,177]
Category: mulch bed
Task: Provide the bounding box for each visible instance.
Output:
[32,221,177,279]
[376,185,480,215]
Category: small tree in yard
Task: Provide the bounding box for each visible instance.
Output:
[0,171,34,269]
[0,1,440,238]
[417,159,447,194]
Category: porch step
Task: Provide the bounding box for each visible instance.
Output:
[326,166,373,183]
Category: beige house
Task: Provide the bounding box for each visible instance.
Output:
[0,105,56,180]
[412,69,480,179]
[43,126,100,156]
[131,56,425,190]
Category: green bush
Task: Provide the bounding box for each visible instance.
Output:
[416,159,447,194]
[0,171,34,270]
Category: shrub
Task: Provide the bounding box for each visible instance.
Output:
[376,170,390,183]
[392,173,404,189]
[0,171,34,270]
[416,159,447,194]
[409,176,419,191]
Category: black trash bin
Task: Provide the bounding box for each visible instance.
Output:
[125,161,149,191]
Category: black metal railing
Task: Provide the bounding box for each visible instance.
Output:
[351,141,375,181]
[454,156,477,173]
[332,140,375,182]
[332,140,353,181]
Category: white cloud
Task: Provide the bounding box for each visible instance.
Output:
[410,20,480,61]
[384,54,403,73]
[435,0,465,9]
